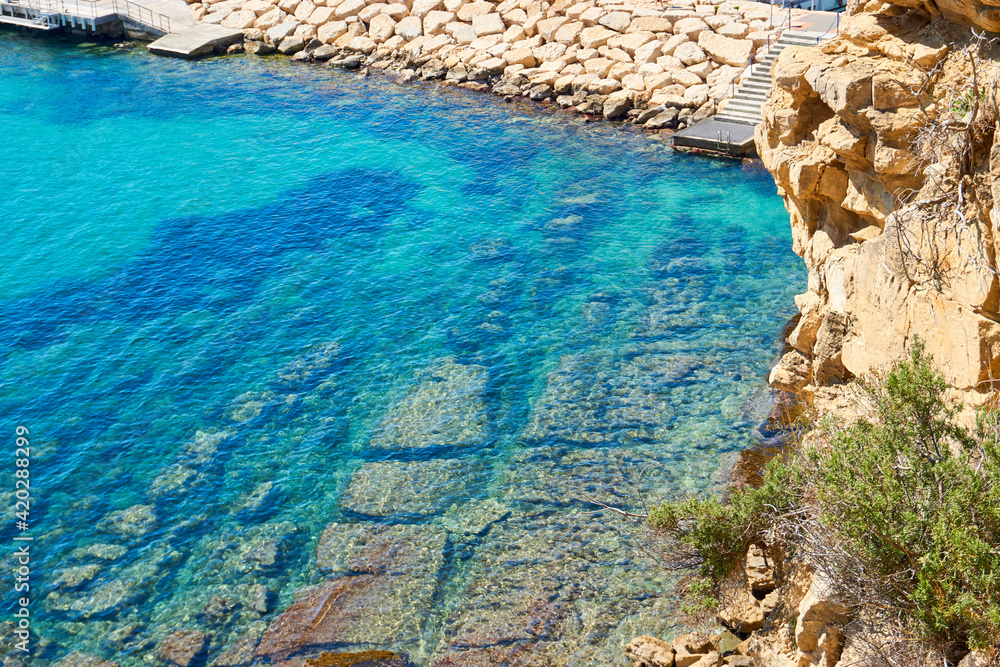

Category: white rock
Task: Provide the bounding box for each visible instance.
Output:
[502,24,526,42]
[469,33,501,50]
[395,14,423,38]
[221,8,257,28]
[583,57,614,77]
[292,0,314,20]
[423,9,454,34]
[589,77,619,94]
[504,46,536,66]
[242,0,272,16]
[293,22,316,37]
[349,35,377,51]
[446,20,476,43]
[472,13,505,35]
[307,6,335,24]
[503,8,527,24]
[579,5,603,26]
[554,20,583,44]
[254,7,284,29]
[716,21,748,38]
[628,16,671,33]
[536,16,569,40]
[646,71,672,90]
[660,33,687,56]
[609,31,653,55]
[687,59,712,78]
[316,18,347,41]
[633,39,661,64]
[579,25,616,48]
[673,40,706,65]
[456,0,493,21]
[673,67,701,87]
[697,31,753,67]
[383,2,407,18]
[267,19,301,41]
[598,10,630,32]
[673,16,708,40]
[333,0,364,17]
[554,73,575,92]
[409,0,442,18]
[478,56,507,74]
[368,13,396,40]
[358,3,386,20]
[622,72,645,90]
[534,41,566,60]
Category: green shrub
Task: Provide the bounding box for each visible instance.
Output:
[649,339,1000,653]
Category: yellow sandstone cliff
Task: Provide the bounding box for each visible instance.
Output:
[758,0,1000,410]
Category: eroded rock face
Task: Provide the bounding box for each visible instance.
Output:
[757,3,1000,402]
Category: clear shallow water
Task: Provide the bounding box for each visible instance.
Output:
[0,31,803,666]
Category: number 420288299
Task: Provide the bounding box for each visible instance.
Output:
[14,426,29,528]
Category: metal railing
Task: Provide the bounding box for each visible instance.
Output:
[2,0,171,32]
[115,0,170,33]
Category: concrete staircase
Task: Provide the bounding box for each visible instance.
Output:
[715,30,830,124]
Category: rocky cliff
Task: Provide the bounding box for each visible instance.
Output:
[758,0,1000,408]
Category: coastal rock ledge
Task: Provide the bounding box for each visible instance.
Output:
[187,0,793,127]
[758,0,1000,409]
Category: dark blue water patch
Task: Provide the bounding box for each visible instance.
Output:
[0,168,418,352]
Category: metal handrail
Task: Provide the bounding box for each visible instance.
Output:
[7,0,172,31]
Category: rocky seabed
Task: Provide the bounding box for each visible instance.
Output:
[195,0,788,127]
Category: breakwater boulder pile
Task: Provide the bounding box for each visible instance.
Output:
[187,0,785,127]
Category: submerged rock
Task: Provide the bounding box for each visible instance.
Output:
[232,481,283,523]
[98,504,156,538]
[52,653,119,667]
[339,458,479,518]
[52,564,102,591]
[502,446,669,509]
[258,524,447,659]
[158,629,209,667]
[367,357,489,452]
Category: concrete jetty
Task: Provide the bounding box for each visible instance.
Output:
[147,22,241,57]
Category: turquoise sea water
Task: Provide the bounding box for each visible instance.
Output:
[0,32,803,666]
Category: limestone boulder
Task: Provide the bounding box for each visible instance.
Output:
[537,15,569,40]
[369,13,396,41]
[716,21,748,38]
[382,3,407,19]
[222,8,257,28]
[716,585,765,633]
[456,0,493,21]
[317,19,347,42]
[610,31,654,56]
[473,12,505,36]
[603,89,631,118]
[599,10,631,32]
[580,25,617,48]
[629,16,671,33]
[625,635,675,667]
[446,20,476,43]
[673,40,706,65]
[306,5,335,24]
[395,14,423,39]
[698,31,752,67]
[267,19,301,42]
[423,9,453,34]
[673,633,715,667]
[673,16,709,40]
[554,20,584,43]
